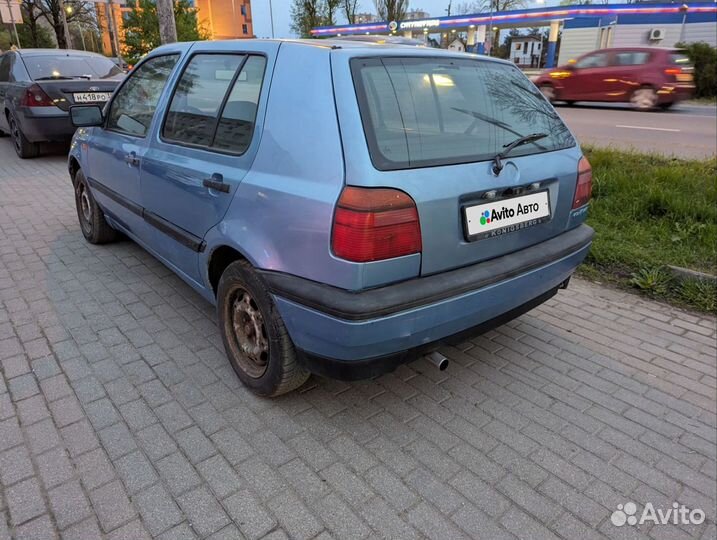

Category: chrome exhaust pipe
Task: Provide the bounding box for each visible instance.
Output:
[426,351,449,371]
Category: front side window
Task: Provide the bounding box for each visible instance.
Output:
[163,54,266,154]
[351,57,574,170]
[107,54,179,137]
[575,52,609,69]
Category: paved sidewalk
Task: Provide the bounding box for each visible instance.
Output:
[1,139,715,540]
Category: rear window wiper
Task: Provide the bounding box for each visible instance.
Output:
[492,133,548,174]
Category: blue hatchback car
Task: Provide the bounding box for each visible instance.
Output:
[68,39,594,396]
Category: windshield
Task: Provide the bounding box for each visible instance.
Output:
[351,57,575,170]
[24,54,122,80]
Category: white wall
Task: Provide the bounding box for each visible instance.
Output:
[558,28,601,65]
[612,22,717,48]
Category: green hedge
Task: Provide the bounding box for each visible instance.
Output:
[676,41,717,99]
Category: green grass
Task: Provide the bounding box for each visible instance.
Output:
[580,147,717,312]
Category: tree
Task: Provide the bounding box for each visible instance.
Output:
[34,0,96,49]
[676,41,716,98]
[123,0,208,64]
[291,0,325,37]
[454,1,482,14]
[373,0,409,21]
[341,0,359,23]
[14,0,56,48]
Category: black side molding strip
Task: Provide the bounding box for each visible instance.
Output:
[87,177,206,253]
[260,224,594,321]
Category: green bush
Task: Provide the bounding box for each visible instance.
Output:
[676,41,717,99]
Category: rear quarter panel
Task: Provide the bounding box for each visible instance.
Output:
[201,42,420,291]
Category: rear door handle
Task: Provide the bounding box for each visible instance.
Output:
[124,152,140,166]
[202,173,230,193]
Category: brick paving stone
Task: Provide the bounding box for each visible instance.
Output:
[0,142,715,540]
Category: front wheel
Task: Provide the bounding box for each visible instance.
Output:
[217,260,309,397]
[630,87,658,111]
[74,169,118,244]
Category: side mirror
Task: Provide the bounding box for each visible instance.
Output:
[70,105,104,127]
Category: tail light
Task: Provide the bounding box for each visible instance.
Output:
[332,186,422,263]
[572,156,592,209]
[664,68,682,75]
[20,84,54,107]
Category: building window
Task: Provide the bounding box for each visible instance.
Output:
[515,43,521,51]
[242,24,248,34]
[240,4,246,15]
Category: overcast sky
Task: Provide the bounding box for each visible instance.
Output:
[251,0,557,38]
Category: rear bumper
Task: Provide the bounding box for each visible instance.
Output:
[658,83,694,103]
[263,224,594,378]
[16,107,74,142]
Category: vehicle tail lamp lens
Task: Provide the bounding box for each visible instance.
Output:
[573,156,592,209]
[332,186,422,262]
[20,85,54,107]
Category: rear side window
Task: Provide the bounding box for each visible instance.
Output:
[22,54,122,80]
[351,57,574,171]
[163,53,266,154]
[614,51,650,66]
[575,52,609,69]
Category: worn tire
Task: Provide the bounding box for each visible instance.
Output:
[9,112,40,158]
[217,260,309,397]
[73,169,118,244]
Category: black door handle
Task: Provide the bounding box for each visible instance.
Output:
[124,152,140,166]
[203,173,230,193]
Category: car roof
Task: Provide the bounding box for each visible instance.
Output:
[16,48,110,58]
[587,46,678,54]
[149,38,510,65]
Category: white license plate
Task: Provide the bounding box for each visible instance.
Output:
[464,191,551,239]
[73,92,112,103]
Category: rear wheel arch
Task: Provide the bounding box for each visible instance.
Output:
[208,245,250,297]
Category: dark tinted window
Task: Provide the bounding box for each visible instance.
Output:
[107,54,179,137]
[352,57,574,170]
[614,51,650,66]
[213,56,266,153]
[670,53,691,66]
[575,52,609,69]
[163,54,245,146]
[23,54,122,80]
[0,54,11,82]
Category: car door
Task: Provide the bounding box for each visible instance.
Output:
[85,54,181,237]
[140,44,274,281]
[564,51,611,101]
[608,50,651,101]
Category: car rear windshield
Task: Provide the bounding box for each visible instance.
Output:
[351,57,575,170]
[23,54,122,80]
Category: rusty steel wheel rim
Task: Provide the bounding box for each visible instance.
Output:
[229,288,269,378]
[76,182,93,234]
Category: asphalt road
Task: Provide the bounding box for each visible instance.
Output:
[554,103,717,159]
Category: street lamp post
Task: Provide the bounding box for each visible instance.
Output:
[4,0,22,48]
[60,0,73,48]
[269,0,275,38]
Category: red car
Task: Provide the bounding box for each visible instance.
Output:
[535,47,694,111]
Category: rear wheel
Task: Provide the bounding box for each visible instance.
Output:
[9,113,40,158]
[74,169,118,244]
[630,87,658,111]
[539,84,556,103]
[217,260,309,397]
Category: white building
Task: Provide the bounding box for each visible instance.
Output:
[509,35,542,68]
